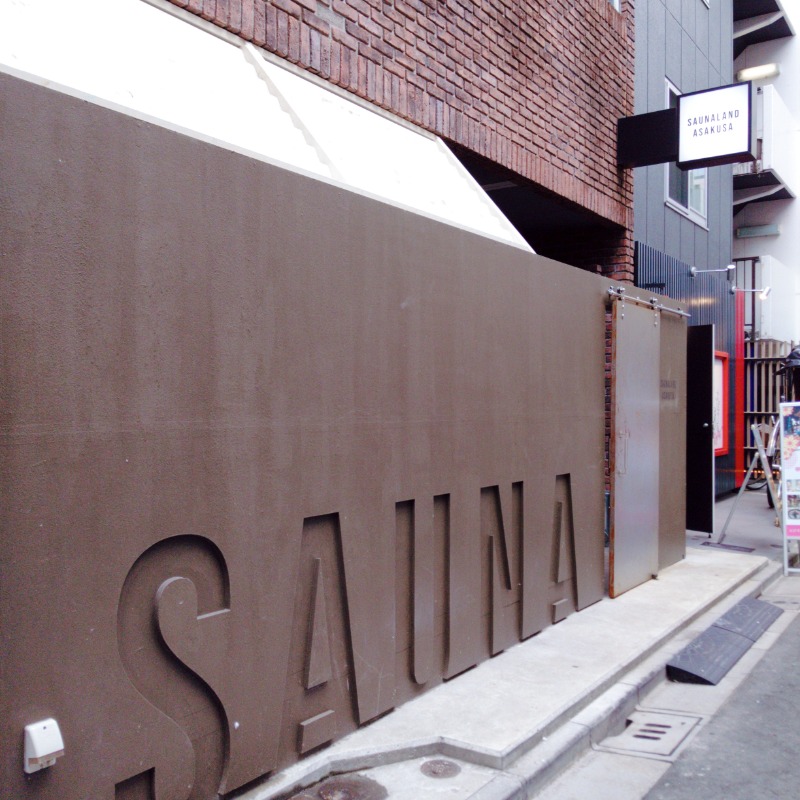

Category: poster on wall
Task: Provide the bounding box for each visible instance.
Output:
[713,352,729,456]
[780,402,800,541]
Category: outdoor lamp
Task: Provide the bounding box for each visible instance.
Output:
[689,265,735,277]
[731,285,771,300]
[735,63,780,82]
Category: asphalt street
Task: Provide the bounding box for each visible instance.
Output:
[645,605,800,800]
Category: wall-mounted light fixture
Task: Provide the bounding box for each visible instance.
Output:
[736,63,780,82]
[689,265,735,277]
[731,285,771,299]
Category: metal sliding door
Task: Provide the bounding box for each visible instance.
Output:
[610,299,661,597]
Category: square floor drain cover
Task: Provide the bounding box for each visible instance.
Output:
[594,710,702,761]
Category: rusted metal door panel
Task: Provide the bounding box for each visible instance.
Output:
[0,73,611,797]
[659,312,687,569]
[610,300,661,596]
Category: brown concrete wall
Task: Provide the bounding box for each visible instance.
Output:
[165,0,636,279]
[1,74,611,797]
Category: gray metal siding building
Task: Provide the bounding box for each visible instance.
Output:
[633,0,738,496]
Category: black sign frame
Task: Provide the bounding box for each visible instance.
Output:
[676,81,757,171]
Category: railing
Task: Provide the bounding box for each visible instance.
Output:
[744,338,793,467]
[732,159,762,177]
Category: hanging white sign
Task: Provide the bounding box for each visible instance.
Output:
[677,82,755,170]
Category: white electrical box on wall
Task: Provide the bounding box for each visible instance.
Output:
[23,719,65,774]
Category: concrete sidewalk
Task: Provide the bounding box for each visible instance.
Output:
[235,490,787,800]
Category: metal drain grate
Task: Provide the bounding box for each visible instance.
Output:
[594,710,703,761]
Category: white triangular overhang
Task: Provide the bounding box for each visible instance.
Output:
[0,0,533,252]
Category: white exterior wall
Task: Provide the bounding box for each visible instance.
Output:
[733,4,800,344]
[760,254,799,342]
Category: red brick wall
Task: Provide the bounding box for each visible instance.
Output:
[168,0,635,278]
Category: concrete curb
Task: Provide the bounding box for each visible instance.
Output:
[493,558,783,799]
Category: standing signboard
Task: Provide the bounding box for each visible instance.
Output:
[780,402,800,574]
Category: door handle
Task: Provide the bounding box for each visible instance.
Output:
[702,423,710,428]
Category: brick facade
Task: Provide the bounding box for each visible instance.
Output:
[169,0,635,279]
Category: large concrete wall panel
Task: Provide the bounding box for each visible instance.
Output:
[0,74,611,798]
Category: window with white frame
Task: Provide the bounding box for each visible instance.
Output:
[665,81,707,225]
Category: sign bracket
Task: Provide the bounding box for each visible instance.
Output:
[617,82,757,171]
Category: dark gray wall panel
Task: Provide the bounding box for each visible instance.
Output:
[635,0,734,273]
[695,44,710,91]
[666,12,683,86]
[667,0,682,22]
[682,0,697,42]
[650,1,669,109]
[682,29,696,89]
[696,1,710,54]
[636,0,650,107]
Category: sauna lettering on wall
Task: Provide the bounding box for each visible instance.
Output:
[114,476,588,797]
